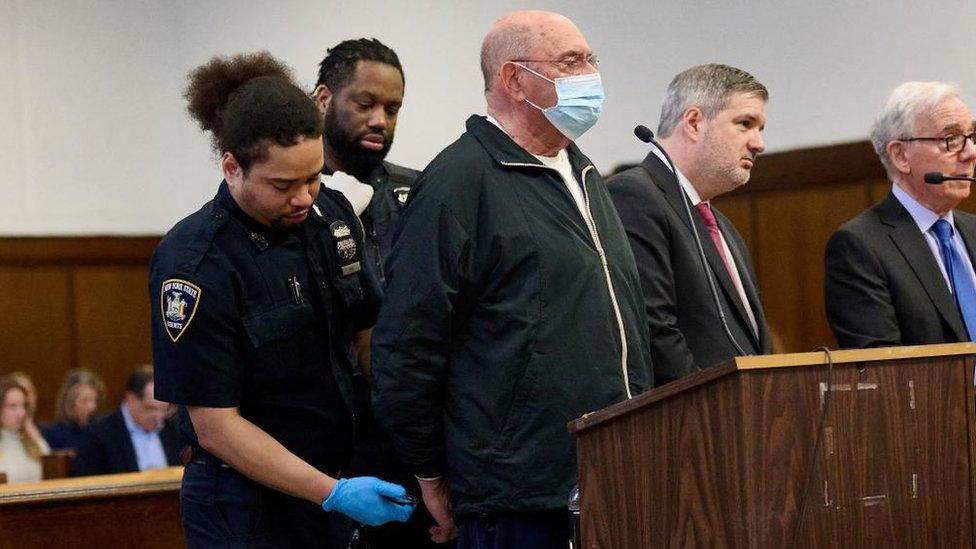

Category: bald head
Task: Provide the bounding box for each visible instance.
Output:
[480,11,582,91]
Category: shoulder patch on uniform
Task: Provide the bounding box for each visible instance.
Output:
[160,278,202,343]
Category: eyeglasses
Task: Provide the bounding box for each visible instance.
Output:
[901,132,976,153]
[511,54,600,72]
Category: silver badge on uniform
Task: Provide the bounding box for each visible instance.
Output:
[393,187,410,206]
[337,239,356,260]
[330,221,361,276]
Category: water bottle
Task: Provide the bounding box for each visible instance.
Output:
[568,483,581,548]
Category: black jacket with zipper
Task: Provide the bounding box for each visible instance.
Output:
[371,115,653,519]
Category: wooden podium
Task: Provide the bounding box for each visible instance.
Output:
[568,343,976,548]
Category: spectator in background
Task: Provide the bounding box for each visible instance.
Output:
[0,377,50,483]
[8,372,44,450]
[73,366,181,476]
[42,369,106,451]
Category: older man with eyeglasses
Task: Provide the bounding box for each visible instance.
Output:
[826,81,976,348]
[370,9,652,548]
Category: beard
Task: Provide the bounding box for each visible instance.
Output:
[699,129,752,194]
[323,106,393,181]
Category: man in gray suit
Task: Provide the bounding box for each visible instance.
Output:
[826,81,976,348]
[608,64,772,385]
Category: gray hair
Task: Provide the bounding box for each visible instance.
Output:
[481,23,534,91]
[871,81,962,175]
[657,64,768,138]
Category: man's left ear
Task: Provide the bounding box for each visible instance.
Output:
[313,84,333,114]
[498,62,526,101]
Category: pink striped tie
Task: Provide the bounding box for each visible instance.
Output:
[694,202,739,291]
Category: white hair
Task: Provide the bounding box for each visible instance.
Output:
[871,81,963,175]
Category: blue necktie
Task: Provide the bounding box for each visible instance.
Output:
[932,219,976,340]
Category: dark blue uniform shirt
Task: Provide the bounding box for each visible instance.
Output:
[150,181,379,474]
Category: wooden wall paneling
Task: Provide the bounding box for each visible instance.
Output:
[741,141,885,194]
[0,237,158,423]
[72,266,153,409]
[0,237,159,266]
[0,267,73,423]
[869,181,891,205]
[712,193,754,253]
[752,183,874,353]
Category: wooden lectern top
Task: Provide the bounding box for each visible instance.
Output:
[733,341,976,370]
[569,342,976,434]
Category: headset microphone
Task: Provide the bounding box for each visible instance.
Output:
[924,172,976,184]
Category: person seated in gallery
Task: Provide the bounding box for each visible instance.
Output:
[0,376,50,483]
[43,369,106,452]
[73,366,180,476]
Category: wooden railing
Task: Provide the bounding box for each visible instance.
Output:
[0,467,183,548]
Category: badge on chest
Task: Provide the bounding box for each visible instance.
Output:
[330,221,361,276]
[392,186,410,207]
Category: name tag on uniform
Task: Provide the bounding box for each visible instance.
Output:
[330,221,361,276]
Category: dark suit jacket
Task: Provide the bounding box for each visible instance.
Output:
[72,408,182,476]
[607,152,771,385]
[825,191,976,348]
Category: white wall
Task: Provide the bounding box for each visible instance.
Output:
[2,0,974,235]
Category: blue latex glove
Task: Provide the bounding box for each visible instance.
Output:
[321,476,416,526]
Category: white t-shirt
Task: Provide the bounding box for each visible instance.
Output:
[484,115,592,227]
[532,149,593,228]
[0,429,47,483]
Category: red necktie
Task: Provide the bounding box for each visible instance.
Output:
[694,202,740,290]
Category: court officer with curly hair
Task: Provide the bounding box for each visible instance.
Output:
[150,51,414,547]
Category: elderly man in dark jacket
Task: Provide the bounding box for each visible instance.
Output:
[370,10,653,549]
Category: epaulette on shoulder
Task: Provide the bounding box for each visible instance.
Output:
[314,189,367,240]
[383,161,420,186]
[317,185,348,205]
[173,200,230,275]
[315,188,356,223]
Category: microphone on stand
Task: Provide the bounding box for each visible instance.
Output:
[632,125,747,357]
[924,172,976,184]
[633,125,655,144]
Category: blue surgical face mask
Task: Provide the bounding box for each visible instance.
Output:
[516,63,605,140]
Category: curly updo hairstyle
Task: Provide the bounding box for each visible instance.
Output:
[184,51,322,173]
